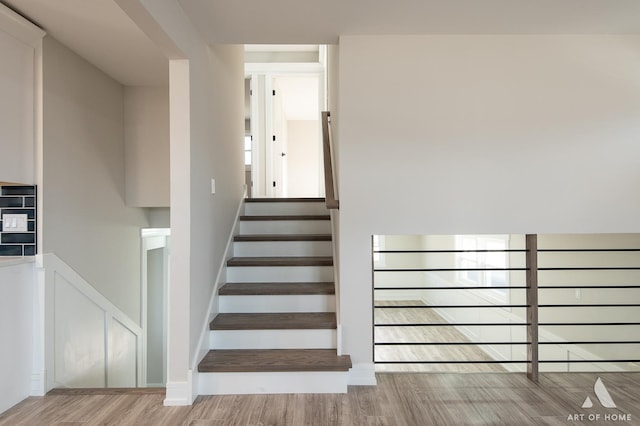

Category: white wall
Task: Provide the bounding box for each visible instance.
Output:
[0,260,35,414]
[118,0,245,404]
[146,207,170,228]
[0,5,44,185]
[286,120,320,197]
[188,43,244,372]
[42,36,149,324]
[125,86,170,207]
[339,35,640,382]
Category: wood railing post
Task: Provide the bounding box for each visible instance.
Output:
[526,234,539,382]
[321,111,339,209]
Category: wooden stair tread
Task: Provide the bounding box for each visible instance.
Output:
[210,313,336,330]
[234,234,331,242]
[227,256,333,267]
[219,282,335,295]
[240,215,330,221]
[245,198,325,203]
[198,349,352,373]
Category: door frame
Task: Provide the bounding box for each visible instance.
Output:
[245,50,327,198]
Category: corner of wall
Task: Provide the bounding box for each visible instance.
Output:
[164,369,193,406]
[348,363,377,386]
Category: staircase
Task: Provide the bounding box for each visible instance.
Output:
[198,198,351,394]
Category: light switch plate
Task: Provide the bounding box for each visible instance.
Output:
[2,214,28,232]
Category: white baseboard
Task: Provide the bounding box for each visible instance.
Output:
[163,370,193,406]
[348,363,377,386]
[30,370,46,396]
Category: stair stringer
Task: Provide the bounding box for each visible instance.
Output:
[190,189,247,402]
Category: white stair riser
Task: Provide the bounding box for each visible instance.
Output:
[198,371,348,395]
[245,202,328,216]
[209,329,336,350]
[227,266,334,283]
[219,294,335,313]
[234,240,332,257]
[240,220,331,235]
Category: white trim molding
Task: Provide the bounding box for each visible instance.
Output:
[164,369,193,406]
[0,3,46,47]
[39,254,143,391]
[348,363,377,386]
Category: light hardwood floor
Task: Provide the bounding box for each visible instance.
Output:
[1,373,638,425]
[375,301,508,373]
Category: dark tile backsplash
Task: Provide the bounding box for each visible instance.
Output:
[1,233,35,244]
[1,208,36,219]
[0,197,23,208]
[0,245,23,256]
[1,186,35,196]
[0,185,37,256]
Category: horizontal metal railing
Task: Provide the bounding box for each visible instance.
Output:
[536,245,640,368]
[373,234,640,380]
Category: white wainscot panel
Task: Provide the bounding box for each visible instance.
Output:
[54,273,106,387]
[108,318,138,387]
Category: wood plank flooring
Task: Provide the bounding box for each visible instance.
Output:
[198,349,352,372]
[234,234,332,242]
[218,282,335,295]
[209,313,337,330]
[375,301,508,373]
[245,198,325,203]
[226,257,333,267]
[239,215,330,221]
[2,373,638,425]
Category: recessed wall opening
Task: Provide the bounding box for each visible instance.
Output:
[373,234,640,375]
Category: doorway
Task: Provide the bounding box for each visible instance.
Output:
[245,45,327,198]
[141,228,170,387]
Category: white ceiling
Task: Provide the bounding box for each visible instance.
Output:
[179,0,640,44]
[3,0,640,87]
[1,0,168,86]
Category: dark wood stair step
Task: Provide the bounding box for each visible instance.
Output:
[219,282,335,295]
[245,198,325,203]
[234,234,331,242]
[210,313,336,330]
[240,215,330,221]
[227,256,333,267]
[198,349,351,373]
